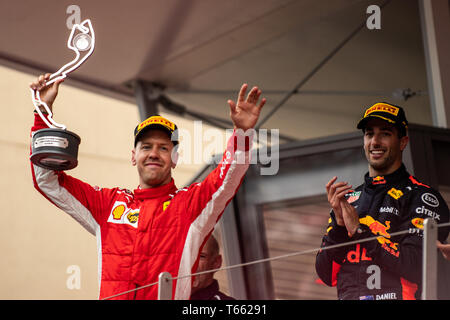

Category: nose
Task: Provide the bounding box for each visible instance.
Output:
[147,146,160,160]
[371,132,382,147]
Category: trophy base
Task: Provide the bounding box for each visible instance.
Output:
[31,128,81,171]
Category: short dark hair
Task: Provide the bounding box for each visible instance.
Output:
[362,123,407,139]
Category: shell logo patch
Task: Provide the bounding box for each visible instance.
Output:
[112,204,126,220]
[411,218,424,229]
[108,201,139,228]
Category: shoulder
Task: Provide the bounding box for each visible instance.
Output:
[101,187,135,204]
[404,175,444,205]
[170,185,191,199]
[403,175,449,221]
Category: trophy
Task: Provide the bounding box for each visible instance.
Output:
[30,19,95,170]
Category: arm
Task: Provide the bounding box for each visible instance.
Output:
[437,241,450,260]
[29,74,114,234]
[184,83,265,225]
[315,210,350,286]
[315,177,354,286]
[174,84,265,299]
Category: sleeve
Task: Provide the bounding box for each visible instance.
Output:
[173,129,254,299]
[183,129,254,230]
[30,113,115,235]
[357,187,449,284]
[315,209,350,287]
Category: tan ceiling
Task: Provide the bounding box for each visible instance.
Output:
[0,0,431,141]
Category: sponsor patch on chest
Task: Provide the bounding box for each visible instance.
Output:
[107,201,139,228]
[387,187,403,200]
[346,191,361,203]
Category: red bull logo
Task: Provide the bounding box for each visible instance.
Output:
[360,216,390,238]
[359,216,399,257]
[372,176,386,185]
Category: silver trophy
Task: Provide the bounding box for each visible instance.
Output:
[30,19,95,170]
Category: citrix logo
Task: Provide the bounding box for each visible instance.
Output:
[415,206,440,221]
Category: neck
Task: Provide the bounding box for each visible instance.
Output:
[191,278,215,294]
[140,177,172,189]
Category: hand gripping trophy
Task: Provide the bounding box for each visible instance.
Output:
[30,19,95,170]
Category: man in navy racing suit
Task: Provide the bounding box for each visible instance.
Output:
[315,102,450,300]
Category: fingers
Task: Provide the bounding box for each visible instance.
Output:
[30,73,51,90]
[238,83,248,102]
[335,184,353,199]
[246,86,262,104]
[327,180,351,198]
[30,73,65,94]
[326,176,338,192]
[326,177,353,207]
[258,97,266,109]
[237,83,266,106]
[53,76,65,88]
[246,86,258,102]
[330,185,352,209]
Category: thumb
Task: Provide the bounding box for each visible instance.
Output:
[48,77,65,95]
[228,100,236,114]
[53,77,65,89]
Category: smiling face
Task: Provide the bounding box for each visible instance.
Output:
[363,118,409,177]
[131,129,176,189]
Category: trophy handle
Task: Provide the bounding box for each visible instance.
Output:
[31,19,95,130]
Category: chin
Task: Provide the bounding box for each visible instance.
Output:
[370,159,396,174]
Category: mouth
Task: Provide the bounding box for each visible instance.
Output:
[144,162,162,168]
[369,149,386,159]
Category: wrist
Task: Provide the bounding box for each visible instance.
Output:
[34,104,51,115]
[349,224,370,239]
[34,109,49,115]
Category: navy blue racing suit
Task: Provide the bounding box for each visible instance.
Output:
[315,164,449,300]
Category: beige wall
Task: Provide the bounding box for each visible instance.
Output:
[0,65,226,299]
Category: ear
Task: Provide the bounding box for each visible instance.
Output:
[399,135,409,152]
[171,147,179,169]
[131,148,137,166]
[213,254,222,269]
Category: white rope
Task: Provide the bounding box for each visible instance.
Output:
[102,222,450,300]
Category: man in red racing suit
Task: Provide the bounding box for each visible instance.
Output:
[315,102,450,300]
[30,74,266,300]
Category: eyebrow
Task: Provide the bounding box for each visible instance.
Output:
[140,141,171,147]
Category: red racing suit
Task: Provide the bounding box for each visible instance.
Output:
[30,113,252,300]
[315,164,449,300]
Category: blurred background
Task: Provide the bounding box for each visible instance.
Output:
[0,0,449,299]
